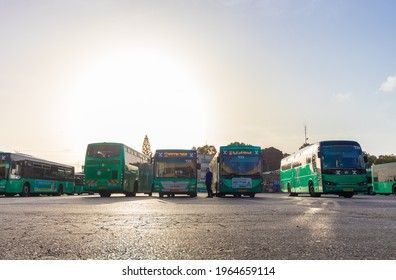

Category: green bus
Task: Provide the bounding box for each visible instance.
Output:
[74,172,85,195]
[0,152,75,196]
[153,149,199,197]
[84,142,153,197]
[280,140,367,198]
[369,162,396,195]
[211,145,263,197]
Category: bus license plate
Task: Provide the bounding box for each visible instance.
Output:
[171,189,180,192]
[343,188,353,192]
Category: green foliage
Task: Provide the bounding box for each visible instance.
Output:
[141,135,152,157]
[227,142,251,146]
[192,144,217,155]
[262,147,284,172]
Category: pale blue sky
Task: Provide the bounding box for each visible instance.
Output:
[1,0,396,169]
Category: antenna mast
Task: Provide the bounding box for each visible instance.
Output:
[304,125,308,144]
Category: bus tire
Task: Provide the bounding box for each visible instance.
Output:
[99,191,111,197]
[393,185,396,195]
[20,183,30,197]
[159,192,164,198]
[53,185,63,196]
[368,186,375,195]
[249,193,255,198]
[309,182,321,197]
[132,182,138,197]
[288,184,298,196]
[343,193,354,198]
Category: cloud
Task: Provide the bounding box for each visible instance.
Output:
[379,75,396,92]
[334,92,353,102]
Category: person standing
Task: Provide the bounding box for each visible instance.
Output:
[205,168,213,198]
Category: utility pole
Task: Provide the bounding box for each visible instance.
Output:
[304,125,308,144]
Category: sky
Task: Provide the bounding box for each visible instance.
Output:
[1,0,396,171]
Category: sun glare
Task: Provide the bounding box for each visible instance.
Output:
[68,49,211,150]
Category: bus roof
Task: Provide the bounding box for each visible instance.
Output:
[0,152,74,169]
[220,145,261,150]
[155,149,197,153]
[319,140,361,146]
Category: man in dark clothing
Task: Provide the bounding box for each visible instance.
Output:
[205,168,213,198]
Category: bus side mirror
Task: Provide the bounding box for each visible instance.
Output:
[317,152,321,158]
[217,157,220,163]
[364,155,368,163]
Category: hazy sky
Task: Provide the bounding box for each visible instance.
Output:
[1,0,396,170]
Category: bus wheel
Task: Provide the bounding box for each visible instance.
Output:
[54,185,63,196]
[20,184,30,197]
[249,193,255,198]
[368,186,375,195]
[132,182,138,197]
[288,184,297,196]
[99,191,111,197]
[393,185,396,195]
[343,193,354,198]
[189,193,197,198]
[159,192,164,198]
[309,182,320,197]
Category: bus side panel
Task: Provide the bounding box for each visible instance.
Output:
[4,179,25,194]
[137,164,153,193]
[375,181,393,194]
[280,169,291,193]
[123,169,138,193]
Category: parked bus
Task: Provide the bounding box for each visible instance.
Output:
[84,142,153,197]
[280,140,367,198]
[263,170,281,192]
[74,172,85,195]
[369,162,396,195]
[153,149,199,197]
[0,152,74,196]
[211,145,263,197]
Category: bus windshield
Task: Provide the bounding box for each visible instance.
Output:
[155,158,196,178]
[321,145,365,170]
[221,155,261,177]
[87,145,121,159]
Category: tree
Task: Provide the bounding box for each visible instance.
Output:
[364,153,396,168]
[141,135,152,157]
[261,147,285,172]
[192,145,217,155]
[375,154,396,164]
[228,142,251,146]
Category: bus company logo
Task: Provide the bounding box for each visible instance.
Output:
[225,150,253,156]
[164,152,188,157]
[0,155,6,160]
